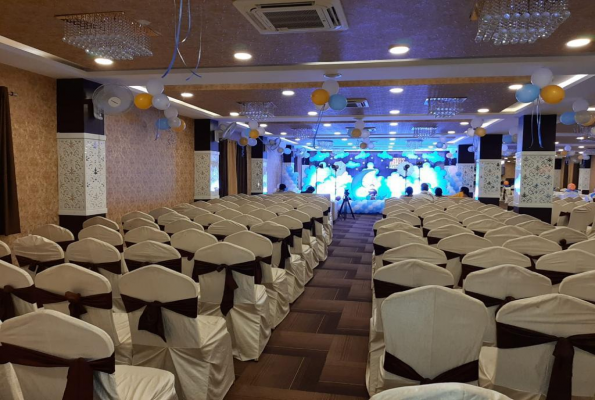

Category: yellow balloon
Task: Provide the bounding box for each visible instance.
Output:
[172,120,186,132]
[239,137,249,146]
[134,93,153,110]
[249,129,260,139]
[351,128,362,138]
[560,150,568,156]
[277,147,284,153]
[360,142,368,149]
[582,114,595,127]
[311,89,330,106]
[475,127,487,137]
[541,85,565,104]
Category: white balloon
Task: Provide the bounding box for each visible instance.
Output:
[584,155,591,161]
[361,129,370,138]
[502,144,509,152]
[152,94,170,110]
[257,127,265,136]
[564,144,572,151]
[531,67,553,88]
[369,143,375,149]
[466,128,475,137]
[322,79,340,96]
[168,117,182,128]
[354,120,365,130]
[248,121,258,129]
[146,79,165,96]
[573,98,589,112]
[164,107,178,119]
[508,126,518,136]
[471,117,483,129]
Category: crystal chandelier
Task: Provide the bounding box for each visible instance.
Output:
[412,126,437,139]
[425,97,467,118]
[316,140,334,150]
[293,128,314,141]
[238,102,275,121]
[58,12,153,60]
[474,0,571,45]
[407,139,424,149]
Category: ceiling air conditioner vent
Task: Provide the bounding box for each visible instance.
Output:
[233,0,348,34]
[346,98,369,108]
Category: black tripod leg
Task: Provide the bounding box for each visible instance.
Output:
[338,200,346,220]
[346,199,356,219]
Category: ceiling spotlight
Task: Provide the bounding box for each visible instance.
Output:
[280,132,287,136]
[577,136,585,140]
[352,146,357,149]
[181,92,193,98]
[389,45,410,55]
[390,122,398,126]
[334,132,341,135]
[389,110,401,115]
[260,124,268,127]
[460,122,469,126]
[389,131,396,134]
[94,58,113,65]
[341,138,347,141]
[508,84,523,90]
[234,52,252,60]
[295,138,300,141]
[448,130,455,134]
[390,88,404,94]
[308,111,318,116]
[323,123,331,127]
[566,38,592,48]
[478,108,490,113]
[282,90,295,96]
[306,142,312,145]
[348,142,353,145]
[229,112,239,117]
[390,138,396,141]
[555,141,559,144]
[265,132,272,135]
[579,145,585,149]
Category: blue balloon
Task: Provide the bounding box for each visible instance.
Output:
[328,94,348,111]
[503,135,513,144]
[515,84,540,103]
[155,118,170,130]
[283,148,292,155]
[241,128,251,138]
[560,111,576,125]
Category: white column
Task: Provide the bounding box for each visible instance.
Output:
[475,160,501,201]
[513,151,555,209]
[194,150,219,200]
[251,158,267,194]
[57,133,107,216]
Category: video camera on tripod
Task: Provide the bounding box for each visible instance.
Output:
[338,189,355,220]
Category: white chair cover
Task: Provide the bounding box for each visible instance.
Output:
[463,265,551,344]
[35,263,132,365]
[267,204,293,214]
[381,244,448,269]
[370,383,511,400]
[460,247,531,287]
[503,214,536,226]
[466,220,506,236]
[540,227,587,249]
[423,213,460,225]
[456,211,477,223]
[225,231,290,328]
[0,309,177,400]
[559,270,595,303]
[232,214,263,228]
[482,208,506,217]
[12,235,64,278]
[215,208,243,220]
[373,232,426,274]
[172,203,195,212]
[123,241,181,275]
[483,225,532,247]
[123,218,159,232]
[194,213,226,228]
[462,215,494,228]
[0,241,11,263]
[249,209,277,222]
[568,205,594,233]
[423,219,460,237]
[492,212,517,223]
[298,205,329,262]
[374,217,411,235]
[282,210,319,270]
[164,219,204,234]
[502,235,562,258]
[121,211,154,224]
[377,222,423,237]
[193,243,271,361]
[515,219,554,235]
[124,227,170,246]
[31,224,74,244]
[119,266,234,400]
[218,201,239,210]
[193,201,210,209]
[207,220,248,240]
[436,234,492,287]
[157,212,189,229]
[148,207,175,220]
[569,239,595,255]
[0,260,36,317]
[170,229,218,278]
[387,212,421,227]
[535,249,595,290]
[375,286,488,392]
[179,207,211,219]
[479,294,595,399]
[82,216,120,231]
[238,204,259,214]
[427,225,472,246]
[79,225,124,250]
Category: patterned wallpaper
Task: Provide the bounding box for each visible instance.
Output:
[104,108,194,224]
[0,64,58,247]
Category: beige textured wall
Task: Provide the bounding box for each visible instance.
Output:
[0,64,58,246]
[104,108,194,224]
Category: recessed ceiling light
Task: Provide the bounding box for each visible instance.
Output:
[579,151,584,154]
[229,112,239,117]
[433,142,438,145]
[234,52,252,60]
[460,122,469,126]
[555,141,559,144]
[306,142,312,145]
[389,110,400,115]
[295,138,300,141]
[352,146,357,149]
[341,138,347,141]
[334,132,341,135]
[390,88,404,94]
[588,107,595,112]
[323,123,331,127]
[390,138,396,141]
[579,145,585,148]
[280,132,287,136]
[348,142,353,145]
[567,38,592,48]
[282,90,295,96]
[577,137,585,140]
[429,145,434,148]
[389,131,396,134]
[508,84,523,91]
[265,132,272,135]
[390,122,398,126]
[389,45,410,55]
[94,58,113,65]
[308,111,318,116]
[478,108,490,113]
[448,130,456,134]
[260,124,268,127]
[181,92,193,98]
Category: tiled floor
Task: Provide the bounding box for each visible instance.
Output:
[225,215,378,400]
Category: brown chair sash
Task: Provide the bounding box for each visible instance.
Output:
[384,351,479,385]
[36,289,112,319]
[70,260,122,275]
[558,239,570,250]
[212,233,228,241]
[15,256,64,274]
[382,259,447,269]
[125,240,171,248]
[323,210,329,216]
[303,221,314,235]
[531,268,576,285]
[0,254,12,263]
[427,236,441,245]
[524,254,542,269]
[459,264,484,287]
[442,250,463,261]
[174,248,195,261]
[56,240,76,252]
[472,230,486,237]
[422,227,430,237]
[0,285,37,321]
[496,322,595,400]
[192,260,260,315]
[114,244,124,253]
[374,279,453,299]
[464,291,516,311]
[125,258,182,273]
[373,243,390,256]
[373,229,378,237]
[260,234,292,267]
[158,224,165,231]
[290,228,302,239]
[0,342,115,400]
[121,294,198,342]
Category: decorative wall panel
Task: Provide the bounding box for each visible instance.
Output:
[554,169,561,189]
[251,158,267,194]
[0,64,58,247]
[475,160,501,199]
[513,152,555,207]
[579,168,590,192]
[457,163,476,195]
[194,150,219,199]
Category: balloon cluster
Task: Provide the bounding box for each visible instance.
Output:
[135,79,186,132]
[559,98,595,127]
[238,121,265,147]
[465,117,487,137]
[310,79,347,111]
[515,68,565,104]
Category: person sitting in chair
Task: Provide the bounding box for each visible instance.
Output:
[452,186,472,198]
[415,183,435,201]
[302,186,315,194]
[401,186,414,198]
[434,187,443,198]
[276,183,287,193]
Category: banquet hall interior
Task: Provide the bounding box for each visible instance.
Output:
[2,1,595,399]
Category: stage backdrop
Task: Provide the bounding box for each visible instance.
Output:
[300,150,461,205]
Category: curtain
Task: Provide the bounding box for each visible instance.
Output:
[218,140,229,197]
[236,143,248,194]
[247,150,252,194]
[0,87,20,235]
[227,141,238,195]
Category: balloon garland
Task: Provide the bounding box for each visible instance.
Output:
[309,78,347,148]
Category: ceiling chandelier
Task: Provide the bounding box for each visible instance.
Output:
[473,0,571,45]
[238,102,275,121]
[407,139,424,149]
[425,97,467,118]
[316,140,334,150]
[412,126,437,139]
[57,12,154,60]
[293,128,314,141]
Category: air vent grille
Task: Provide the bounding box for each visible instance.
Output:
[346,98,369,108]
[263,10,325,29]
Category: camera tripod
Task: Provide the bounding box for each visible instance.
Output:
[338,192,356,221]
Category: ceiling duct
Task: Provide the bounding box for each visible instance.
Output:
[233,0,348,34]
[346,98,369,108]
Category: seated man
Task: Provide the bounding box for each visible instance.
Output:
[276,183,287,193]
[414,183,435,201]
